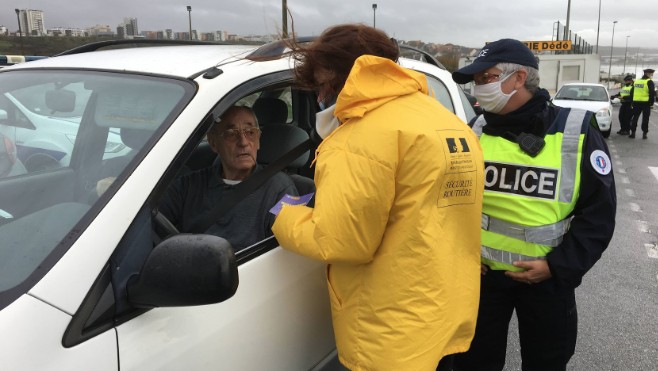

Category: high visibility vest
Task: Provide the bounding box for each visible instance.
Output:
[633,78,650,102]
[471,108,591,271]
[620,85,632,98]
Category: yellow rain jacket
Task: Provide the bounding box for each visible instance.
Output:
[272,55,484,370]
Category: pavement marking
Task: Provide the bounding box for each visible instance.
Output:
[621,176,630,184]
[617,168,626,174]
[637,220,650,233]
[630,203,642,212]
[613,154,620,159]
[625,188,635,197]
[616,161,623,167]
[645,243,658,259]
[650,167,658,182]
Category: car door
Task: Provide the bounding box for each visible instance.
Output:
[105,74,334,371]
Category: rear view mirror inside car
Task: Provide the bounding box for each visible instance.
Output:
[45,89,76,113]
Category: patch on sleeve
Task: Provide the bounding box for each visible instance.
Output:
[590,150,612,175]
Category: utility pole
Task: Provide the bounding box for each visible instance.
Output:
[622,36,630,75]
[187,6,192,41]
[595,0,601,53]
[607,21,617,89]
[282,0,288,38]
[15,8,24,55]
[564,0,571,41]
[372,4,377,28]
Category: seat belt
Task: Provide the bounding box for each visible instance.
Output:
[186,138,312,234]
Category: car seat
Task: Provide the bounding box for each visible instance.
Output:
[252,97,288,126]
[257,124,315,198]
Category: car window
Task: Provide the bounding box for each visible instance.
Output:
[0,70,194,305]
[556,85,608,102]
[425,74,455,113]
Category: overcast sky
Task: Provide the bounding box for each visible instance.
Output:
[4,0,657,50]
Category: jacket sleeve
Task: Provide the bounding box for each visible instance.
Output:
[546,120,616,288]
[272,148,395,264]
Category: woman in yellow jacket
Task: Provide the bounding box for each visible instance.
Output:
[272,24,484,371]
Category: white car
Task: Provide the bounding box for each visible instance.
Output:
[552,83,613,138]
[0,39,474,371]
[0,83,130,172]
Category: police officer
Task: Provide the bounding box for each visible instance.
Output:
[612,75,634,135]
[629,68,655,139]
[450,39,617,371]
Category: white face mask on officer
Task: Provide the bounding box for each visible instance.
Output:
[473,73,517,113]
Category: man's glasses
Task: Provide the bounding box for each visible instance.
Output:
[473,72,503,86]
[220,127,261,142]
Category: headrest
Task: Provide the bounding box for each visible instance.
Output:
[252,97,288,126]
[257,125,309,169]
[120,128,153,150]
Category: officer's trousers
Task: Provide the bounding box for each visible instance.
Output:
[630,102,652,134]
[618,102,633,132]
[453,270,577,371]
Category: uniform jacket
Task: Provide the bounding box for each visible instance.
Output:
[273,55,484,370]
[474,89,616,288]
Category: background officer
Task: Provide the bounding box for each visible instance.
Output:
[612,75,634,135]
[451,38,617,371]
[629,68,655,139]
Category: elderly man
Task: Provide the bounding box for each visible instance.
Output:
[159,105,297,250]
[451,39,616,371]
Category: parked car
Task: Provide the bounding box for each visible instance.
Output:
[0,82,130,172]
[463,90,483,116]
[552,83,613,138]
[0,39,474,371]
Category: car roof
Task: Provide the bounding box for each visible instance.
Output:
[0,45,259,78]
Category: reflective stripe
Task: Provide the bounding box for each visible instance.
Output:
[559,109,584,203]
[481,214,571,247]
[472,115,486,138]
[481,245,545,265]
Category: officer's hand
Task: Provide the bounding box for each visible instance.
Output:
[481,264,489,275]
[504,260,552,285]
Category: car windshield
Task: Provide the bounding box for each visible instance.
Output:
[555,85,608,102]
[0,69,193,300]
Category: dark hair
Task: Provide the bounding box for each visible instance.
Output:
[288,24,399,96]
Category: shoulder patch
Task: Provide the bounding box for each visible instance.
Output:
[590,150,612,175]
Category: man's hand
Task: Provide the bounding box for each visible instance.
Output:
[505,259,552,285]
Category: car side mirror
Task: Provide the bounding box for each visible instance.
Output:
[611,98,620,104]
[127,234,238,308]
[0,109,7,120]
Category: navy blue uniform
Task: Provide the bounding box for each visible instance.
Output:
[454,89,616,371]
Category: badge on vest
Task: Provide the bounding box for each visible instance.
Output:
[484,162,558,200]
[590,150,612,175]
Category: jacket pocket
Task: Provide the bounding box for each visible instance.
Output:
[326,265,343,310]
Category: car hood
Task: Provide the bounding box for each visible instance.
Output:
[551,99,611,112]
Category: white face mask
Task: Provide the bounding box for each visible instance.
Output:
[473,73,517,113]
[315,103,340,139]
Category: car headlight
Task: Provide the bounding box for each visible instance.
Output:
[596,108,610,117]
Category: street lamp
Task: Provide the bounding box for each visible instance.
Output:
[14,8,24,55]
[372,4,377,28]
[595,0,601,53]
[564,0,571,41]
[187,6,192,41]
[622,35,630,75]
[607,20,617,89]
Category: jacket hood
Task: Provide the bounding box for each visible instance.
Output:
[335,55,429,123]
